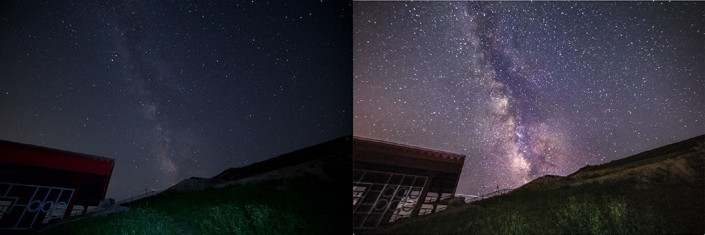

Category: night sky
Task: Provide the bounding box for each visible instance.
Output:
[354,2,704,196]
[0,1,351,200]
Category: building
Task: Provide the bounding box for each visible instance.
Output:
[0,140,114,232]
[353,137,465,233]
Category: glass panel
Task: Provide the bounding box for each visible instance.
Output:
[436,205,447,212]
[440,193,453,201]
[352,170,427,229]
[0,182,74,229]
[424,192,438,203]
[418,204,434,216]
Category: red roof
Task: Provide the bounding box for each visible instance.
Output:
[353,136,466,174]
[353,136,466,163]
[0,140,114,176]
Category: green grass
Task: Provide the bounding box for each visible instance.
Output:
[552,195,662,235]
[470,207,529,235]
[193,204,306,234]
[40,176,348,235]
[42,208,183,235]
[378,179,704,234]
[379,136,705,234]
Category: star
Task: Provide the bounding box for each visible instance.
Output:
[354,1,705,195]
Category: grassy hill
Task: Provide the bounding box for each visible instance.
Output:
[37,136,351,235]
[377,135,705,234]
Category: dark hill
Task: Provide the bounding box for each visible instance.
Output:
[515,134,704,193]
[378,134,705,234]
[40,136,352,234]
[211,135,350,183]
[160,136,351,194]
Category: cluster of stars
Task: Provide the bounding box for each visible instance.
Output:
[354,2,704,195]
[0,1,351,199]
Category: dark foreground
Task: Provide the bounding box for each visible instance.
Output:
[39,136,352,235]
[378,135,705,234]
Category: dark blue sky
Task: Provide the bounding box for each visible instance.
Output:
[0,1,351,200]
[354,2,704,196]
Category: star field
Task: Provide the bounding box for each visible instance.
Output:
[354,2,705,196]
[0,1,351,200]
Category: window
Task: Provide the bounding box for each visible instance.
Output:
[0,197,17,220]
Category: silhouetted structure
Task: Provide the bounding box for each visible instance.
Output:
[353,137,465,233]
[0,140,114,232]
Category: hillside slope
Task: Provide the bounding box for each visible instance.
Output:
[158,136,350,194]
[379,135,705,234]
[39,136,352,234]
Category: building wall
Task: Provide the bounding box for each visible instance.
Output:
[352,138,465,233]
[0,141,113,231]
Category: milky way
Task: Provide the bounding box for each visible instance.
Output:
[0,1,351,200]
[354,2,705,195]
